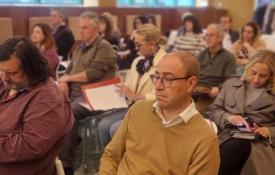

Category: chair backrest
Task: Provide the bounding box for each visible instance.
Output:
[0,17,13,43]
[55,157,65,175]
[261,34,275,52]
[205,119,218,134]
[68,16,81,40]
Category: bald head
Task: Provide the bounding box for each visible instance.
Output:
[162,51,200,80]
[154,51,199,109]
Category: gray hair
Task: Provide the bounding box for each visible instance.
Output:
[207,23,224,41]
[79,11,99,29]
[50,7,66,18]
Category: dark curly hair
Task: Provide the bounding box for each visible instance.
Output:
[0,36,50,86]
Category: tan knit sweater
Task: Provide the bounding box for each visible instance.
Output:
[99,100,220,175]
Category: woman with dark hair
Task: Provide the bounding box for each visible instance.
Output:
[133,15,149,30]
[118,15,149,70]
[207,49,275,175]
[230,21,267,75]
[0,36,51,86]
[146,14,157,26]
[31,23,59,79]
[172,14,206,57]
[98,15,119,49]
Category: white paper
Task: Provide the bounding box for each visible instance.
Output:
[79,101,92,111]
[85,84,128,111]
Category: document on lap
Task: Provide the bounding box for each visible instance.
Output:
[81,77,128,111]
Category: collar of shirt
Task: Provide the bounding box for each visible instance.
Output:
[152,100,198,127]
[52,23,65,34]
[79,35,100,51]
[223,33,233,50]
[207,47,224,59]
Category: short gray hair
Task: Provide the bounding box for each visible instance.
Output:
[207,23,224,41]
[80,11,99,29]
[50,7,65,18]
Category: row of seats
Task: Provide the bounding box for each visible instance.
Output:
[0,14,162,43]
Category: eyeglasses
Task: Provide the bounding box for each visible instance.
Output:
[149,74,190,88]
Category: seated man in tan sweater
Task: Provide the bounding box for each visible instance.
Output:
[99,51,220,175]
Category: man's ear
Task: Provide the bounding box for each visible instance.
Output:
[187,76,198,94]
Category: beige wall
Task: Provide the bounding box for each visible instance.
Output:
[83,0,116,7]
[209,0,256,30]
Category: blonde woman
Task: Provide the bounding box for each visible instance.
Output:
[207,49,275,175]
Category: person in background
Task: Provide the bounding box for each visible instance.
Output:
[253,0,270,30]
[98,15,119,50]
[99,51,220,175]
[146,14,157,26]
[117,15,149,70]
[196,23,236,113]
[230,21,266,75]
[31,23,59,79]
[220,15,240,50]
[57,11,117,175]
[172,14,206,57]
[98,24,167,148]
[165,11,192,52]
[102,12,121,42]
[50,7,75,60]
[207,49,275,175]
[0,36,74,175]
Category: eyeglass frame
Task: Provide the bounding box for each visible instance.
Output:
[149,73,190,88]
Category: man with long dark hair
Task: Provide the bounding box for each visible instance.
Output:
[0,36,74,175]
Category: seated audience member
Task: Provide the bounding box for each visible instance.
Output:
[146,14,157,26]
[50,7,75,60]
[117,15,149,70]
[262,3,275,34]
[0,36,74,175]
[230,21,266,75]
[98,15,119,49]
[206,49,275,175]
[31,23,59,79]
[172,14,206,57]
[58,11,117,175]
[98,24,167,148]
[166,12,192,50]
[220,15,240,50]
[253,2,269,29]
[102,12,121,42]
[99,51,220,175]
[196,24,236,113]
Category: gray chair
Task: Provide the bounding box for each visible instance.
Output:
[80,109,116,172]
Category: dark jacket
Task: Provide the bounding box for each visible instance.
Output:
[53,25,75,60]
[229,29,240,43]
